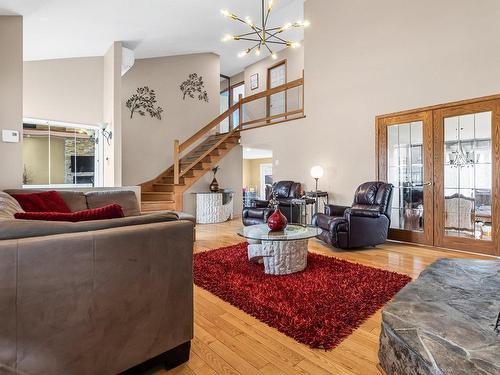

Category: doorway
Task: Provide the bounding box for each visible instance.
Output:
[267,60,287,118]
[242,148,273,206]
[377,97,500,256]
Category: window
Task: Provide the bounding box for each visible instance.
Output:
[22,119,102,187]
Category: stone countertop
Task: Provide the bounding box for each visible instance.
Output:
[379,258,500,375]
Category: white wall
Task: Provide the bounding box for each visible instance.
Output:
[24,57,104,125]
[243,0,500,205]
[103,42,122,186]
[0,16,23,189]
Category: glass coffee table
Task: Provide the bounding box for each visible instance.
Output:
[237,224,322,275]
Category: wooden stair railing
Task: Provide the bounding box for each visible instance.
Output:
[172,73,305,185]
[140,74,304,212]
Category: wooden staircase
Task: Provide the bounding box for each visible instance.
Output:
[140,74,305,212]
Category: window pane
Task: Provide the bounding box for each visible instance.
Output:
[443,111,492,240]
[23,123,49,185]
[75,128,96,186]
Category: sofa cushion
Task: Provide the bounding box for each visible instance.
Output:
[10,191,71,213]
[15,204,125,222]
[5,189,88,212]
[85,190,141,217]
[0,192,25,220]
[0,211,183,240]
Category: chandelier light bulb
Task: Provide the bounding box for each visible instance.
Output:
[255,47,261,56]
[221,9,237,20]
[221,34,233,42]
[290,41,300,48]
[271,53,278,60]
[268,0,274,10]
[245,16,253,26]
[238,49,251,58]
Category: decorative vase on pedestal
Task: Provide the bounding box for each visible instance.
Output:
[267,207,287,231]
[210,178,219,192]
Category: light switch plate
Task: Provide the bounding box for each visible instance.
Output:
[2,130,20,143]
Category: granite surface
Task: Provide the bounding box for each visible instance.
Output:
[379,259,500,375]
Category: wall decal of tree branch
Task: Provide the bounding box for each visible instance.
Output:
[126,86,164,119]
[180,73,209,102]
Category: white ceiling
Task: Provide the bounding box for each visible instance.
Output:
[0,0,304,76]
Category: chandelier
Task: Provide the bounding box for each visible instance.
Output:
[220,0,309,59]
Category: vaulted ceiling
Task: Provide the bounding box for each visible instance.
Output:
[0,0,304,75]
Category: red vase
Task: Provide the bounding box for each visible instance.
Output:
[267,207,288,231]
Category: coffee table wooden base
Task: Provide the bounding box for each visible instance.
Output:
[247,239,308,275]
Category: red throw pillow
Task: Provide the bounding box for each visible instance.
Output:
[14,204,124,222]
[11,191,71,213]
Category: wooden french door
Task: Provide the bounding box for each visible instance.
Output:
[433,99,499,255]
[377,96,500,256]
[377,111,434,245]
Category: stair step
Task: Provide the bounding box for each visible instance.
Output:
[161,176,184,184]
[141,200,175,212]
[142,191,175,201]
[152,183,184,192]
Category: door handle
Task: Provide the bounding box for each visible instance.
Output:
[411,181,432,187]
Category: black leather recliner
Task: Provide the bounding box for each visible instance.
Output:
[312,181,393,249]
[242,181,302,226]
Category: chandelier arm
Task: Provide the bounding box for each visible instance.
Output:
[233,17,263,32]
[262,40,288,45]
[263,43,274,55]
[236,31,261,38]
[266,30,288,42]
[239,37,266,43]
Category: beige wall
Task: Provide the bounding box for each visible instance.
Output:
[243,0,500,205]
[121,53,221,185]
[243,45,304,122]
[103,42,122,186]
[24,57,104,125]
[0,16,23,189]
[243,158,273,197]
[185,145,243,217]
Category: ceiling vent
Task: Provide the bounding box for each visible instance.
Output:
[121,47,135,76]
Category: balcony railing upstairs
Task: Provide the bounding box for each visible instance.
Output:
[173,72,304,184]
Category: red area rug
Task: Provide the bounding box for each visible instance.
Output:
[194,242,411,350]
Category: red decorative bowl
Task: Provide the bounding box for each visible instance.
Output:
[267,207,288,231]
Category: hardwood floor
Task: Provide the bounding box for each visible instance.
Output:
[157,219,492,375]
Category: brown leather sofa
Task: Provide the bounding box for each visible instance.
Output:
[242,181,303,226]
[312,182,393,249]
[0,189,195,375]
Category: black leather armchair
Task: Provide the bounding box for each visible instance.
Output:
[312,181,393,249]
[242,181,303,226]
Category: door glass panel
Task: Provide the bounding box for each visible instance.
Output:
[443,111,492,240]
[269,64,286,116]
[387,121,424,231]
[23,123,50,185]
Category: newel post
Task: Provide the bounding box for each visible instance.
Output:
[173,139,180,185]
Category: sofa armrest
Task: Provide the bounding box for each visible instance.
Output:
[325,204,349,217]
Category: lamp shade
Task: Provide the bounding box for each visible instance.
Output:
[310,165,324,179]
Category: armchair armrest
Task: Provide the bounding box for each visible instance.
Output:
[252,199,270,208]
[325,204,349,217]
[345,207,381,218]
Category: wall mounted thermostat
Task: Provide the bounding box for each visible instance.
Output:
[2,130,20,143]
